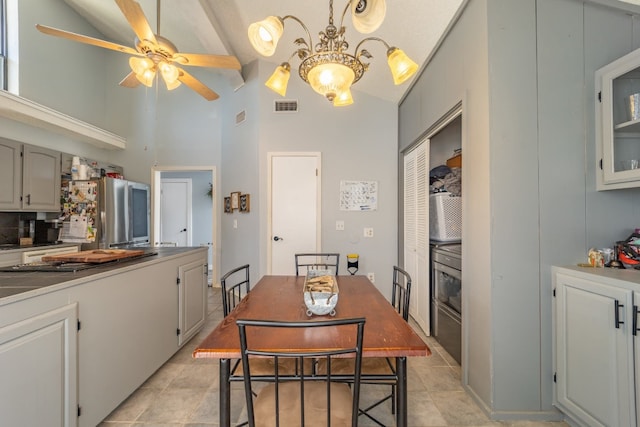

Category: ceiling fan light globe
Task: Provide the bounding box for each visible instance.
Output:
[159,62,180,84]
[265,63,291,97]
[248,16,283,56]
[164,78,182,91]
[129,56,154,75]
[135,67,156,87]
[307,62,355,101]
[351,0,387,34]
[387,47,418,85]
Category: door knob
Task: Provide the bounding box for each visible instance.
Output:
[273,236,283,241]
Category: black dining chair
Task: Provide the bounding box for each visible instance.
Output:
[237,317,366,427]
[220,264,251,316]
[317,266,412,426]
[294,253,340,276]
[221,263,309,421]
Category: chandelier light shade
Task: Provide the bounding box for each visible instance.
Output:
[248,0,417,106]
[351,0,387,34]
[333,88,354,107]
[265,63,291,96]
[307,62,355,101]
[387,47,419,85]
[248,16,284,57]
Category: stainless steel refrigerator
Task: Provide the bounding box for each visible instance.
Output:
[60,177,150,249]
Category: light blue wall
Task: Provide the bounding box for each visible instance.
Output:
[399,0,640,420]
[5,0,401,299]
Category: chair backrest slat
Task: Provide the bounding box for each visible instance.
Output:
[295,253,340,276]
[220,264,250,316]
[392,266,412,322]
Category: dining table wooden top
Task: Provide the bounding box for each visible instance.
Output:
[193,275,431,360]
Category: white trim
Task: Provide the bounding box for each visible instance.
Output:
[151,165,217,284]
[0,91,126,149]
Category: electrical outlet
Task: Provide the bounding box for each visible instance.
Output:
[364,227,374,238]
[336,220,345,231]
[367,273,375,283]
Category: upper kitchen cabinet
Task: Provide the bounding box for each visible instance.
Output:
[0,138,61,212]
[0,139,22,210]
[596,47,640,190]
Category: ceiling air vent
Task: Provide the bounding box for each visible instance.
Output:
[235,110,246,125]
[274,99,298,113]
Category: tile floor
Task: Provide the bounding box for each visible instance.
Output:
[99,287,570,427]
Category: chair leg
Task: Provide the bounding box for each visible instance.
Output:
[391,384,396,414]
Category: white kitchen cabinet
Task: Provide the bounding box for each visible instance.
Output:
[553,267,637,426]
[0,247,208,427]
[0,138,61,211]
[0,139,22,210]
[596,47,640,190]
[22,144,61,211]
[177,260,207,346]
[0,302,78,427]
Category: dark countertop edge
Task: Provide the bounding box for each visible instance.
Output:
[0,247,208,307]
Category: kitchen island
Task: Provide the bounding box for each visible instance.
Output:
[0,246,208,427]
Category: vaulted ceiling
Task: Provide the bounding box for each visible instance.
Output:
[62,0,464,104]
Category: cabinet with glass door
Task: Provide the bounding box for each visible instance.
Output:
[596,47,640,190]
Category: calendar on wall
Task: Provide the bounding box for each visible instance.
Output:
[339,180,378,211]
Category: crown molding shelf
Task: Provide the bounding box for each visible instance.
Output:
[0,90,126,150]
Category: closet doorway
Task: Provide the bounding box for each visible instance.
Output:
[403,103,462,337]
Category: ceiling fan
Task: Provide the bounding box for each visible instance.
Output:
[36,0,241,101]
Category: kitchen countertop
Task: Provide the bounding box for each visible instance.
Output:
[0,246,207,303]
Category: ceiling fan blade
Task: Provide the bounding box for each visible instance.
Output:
[36,24,140,55]
[177,69,219,101]
[173,53,241,70]
[115,0,157,45]
[119,71,141,88]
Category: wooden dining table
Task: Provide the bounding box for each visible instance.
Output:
[193,275,430,427]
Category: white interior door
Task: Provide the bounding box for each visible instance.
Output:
[404,141,430,336]
[160,178,192,246]
[269,153,321,275]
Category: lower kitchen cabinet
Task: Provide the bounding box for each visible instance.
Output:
[178,260,207,346]
[0,247,208,427]
[553,267,637,427]
[0,303,78,427]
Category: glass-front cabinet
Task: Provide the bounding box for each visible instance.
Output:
[596,47,640,190]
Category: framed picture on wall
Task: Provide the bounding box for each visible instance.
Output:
[224,197,232,213]
[230,192,240,210]
[239,194,250,212]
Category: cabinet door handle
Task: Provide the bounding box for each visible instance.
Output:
[615,300,624,329]
[634,305,640,336]
[26,194,31,205]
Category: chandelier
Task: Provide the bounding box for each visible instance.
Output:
[248,0,418,107]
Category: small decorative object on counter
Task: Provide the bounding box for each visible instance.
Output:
[303,270,338,316]
[588,248,604,267]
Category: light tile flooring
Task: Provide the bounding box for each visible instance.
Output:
[99,287,570,427]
